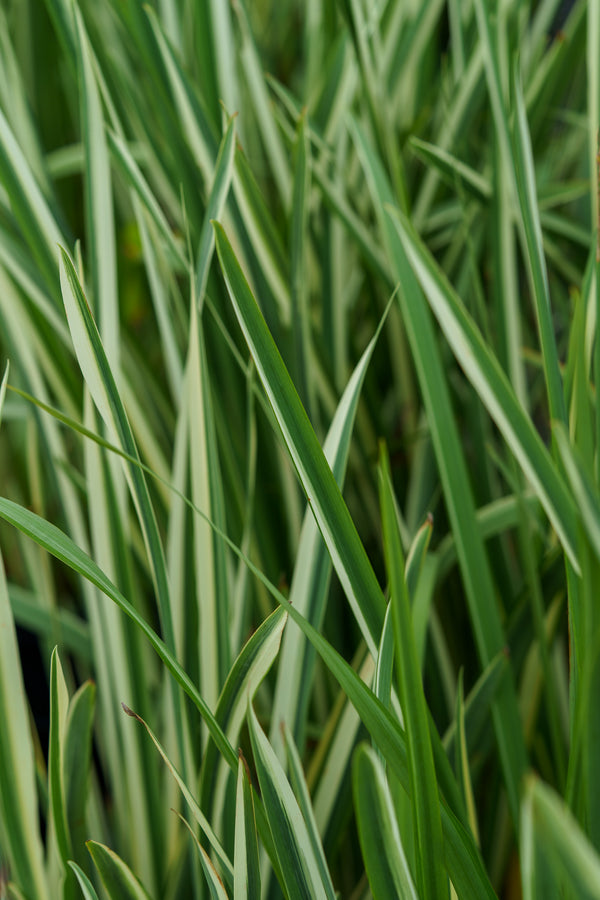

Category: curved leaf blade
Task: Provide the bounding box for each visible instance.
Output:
[270,301,389,759]
[279,597,496,900]
[68,861,101,900]
[87,842,153,900]
[0,548,49,900]
[234,756,261,900]
[59,248,177,651]
[64,680,96,867]
[175,812,230,900]
[48,647,72,866]
[521,776,600,899]
[353,743,418,900]
[74,7,118,359]
[379,446,447,900]
[386,207,578,572]
[282,723,336,899]
[351,118,527,826]
[121,704,233,886]
[0,497,237,772]
[213,220,386,657]
[248,704,332,900]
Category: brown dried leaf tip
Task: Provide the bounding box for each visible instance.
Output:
[121,702,142,723]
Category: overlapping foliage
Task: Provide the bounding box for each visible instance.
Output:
[0,1,598,897]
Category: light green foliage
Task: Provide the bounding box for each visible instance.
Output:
[0,1,597,898]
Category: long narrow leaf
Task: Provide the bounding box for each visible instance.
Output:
[196,114,237,305]
[387,207,578,570]
[174,812,230,900]
[74,8,118,361]
[290,112,314,418]
[352,119,527,826]
[198,606,287,835]
[58,249,176,650]
[282,723,337,900]
[0,105,65,289]
[0,497,237,771]
[521,776,600,899]
[234,756,261,900]
[64,680,96,867]
[270,299,390,759]
[0,548,48,900]
[121,704,234,886]
[353,743,418,900]
[87,842,153,900]
[379,446,447,900]
[248,703,332,900]
[213,220,386,657]
[278,597,496,900]
[68,862,101,900]
[511,61,566,426]
[48,647,72,867]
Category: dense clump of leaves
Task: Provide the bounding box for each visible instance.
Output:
[0,1,599,898]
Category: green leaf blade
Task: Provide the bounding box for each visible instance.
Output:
[386,207,578,572]
[48,647,73,867]
[213,220,385,658]
[0,548,49,900]
[87,841,154,900]
[234,756,261,900]
[353,743,419,900]
[379,446,448,900]
[248,704,331,900]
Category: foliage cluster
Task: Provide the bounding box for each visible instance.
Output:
[0,1,599,898]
